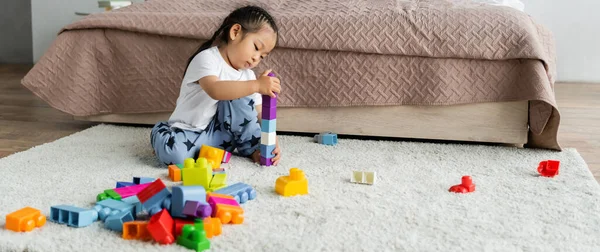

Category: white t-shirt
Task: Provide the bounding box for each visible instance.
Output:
[168,46,262,132]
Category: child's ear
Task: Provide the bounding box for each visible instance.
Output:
[230,24,242,41]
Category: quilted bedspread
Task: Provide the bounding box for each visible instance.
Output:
[21,0,560,150]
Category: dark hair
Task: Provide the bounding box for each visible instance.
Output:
[183,5,278,76]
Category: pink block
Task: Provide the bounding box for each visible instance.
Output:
[207,195,239,207]
[222,151,231,163]
[114,183,151,198]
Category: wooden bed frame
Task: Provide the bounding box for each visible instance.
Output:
[74,101,529,147]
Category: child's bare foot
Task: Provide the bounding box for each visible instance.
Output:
[251,150,260,164]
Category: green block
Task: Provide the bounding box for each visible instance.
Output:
[176,163,184,169]
[177,224,210,252]
[96,189,121,202]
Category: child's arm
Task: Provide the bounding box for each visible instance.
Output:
[198,70,280,101]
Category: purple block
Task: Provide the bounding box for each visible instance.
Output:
[260,156,273,166]
[261,105,276,120]
[262,94,277,108]
[182,201,212,218]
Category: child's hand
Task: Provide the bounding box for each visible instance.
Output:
[257,69,281,98]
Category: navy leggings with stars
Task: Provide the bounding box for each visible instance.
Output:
[150,97,261,166]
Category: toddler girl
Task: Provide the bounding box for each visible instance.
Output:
[151,5,281,166]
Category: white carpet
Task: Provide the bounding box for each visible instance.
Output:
[1,124,600,252]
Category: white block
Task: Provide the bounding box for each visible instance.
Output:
[350,171,376,185]
[261,132,276,146]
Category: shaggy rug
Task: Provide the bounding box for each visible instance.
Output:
[0,124,599,252]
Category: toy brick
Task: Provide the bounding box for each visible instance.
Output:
[94,199,134,221]
[208,195,239,207]
[142,188,171,216]
[314,132,338,145]
[168,165,182,182]
[147,209,175,245]
[275,168,309,197]
[260,132,276,146]
[116,181,136,188]
[114,183,151,199]
[261,119,276,133]
[162,195,172,212]
[105,211,134,232]
[203,217,222,238]
[199,144,225,169]
[350,171,376,185]
[171,185,206,218]
[212,203,244,224]
[183,201,212,218]
[209,173,227,191]
[213,182,257,204]
[260,156,273,166]
[123,221,151,240]
[174,218,195,237]
[97,189,121,202]
[183,158,212,188]
[6,207,46,232]
[177,223,211,251]
[213,168,226,174]
[121,196,143,218]
[261,105,277,120]
[50,205,98,228]
[222,151,231,163]
[538,160,560,177]
[136,179,167,203]
[449,176,476,193]
[260,144,276,159]
[133,177,156,184]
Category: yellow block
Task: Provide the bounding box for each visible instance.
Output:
[275,168,308,197]
[182,157,212,188]
[199,145,224,169]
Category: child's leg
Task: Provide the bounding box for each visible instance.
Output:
[215,97,261,157]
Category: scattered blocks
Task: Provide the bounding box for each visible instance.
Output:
[104,211,134,232]
[538,160,560,177]
[137,179,171,216]
[449,176,476,193]
[171,185,206,218]
[94,199,135,222]
[50,205,98,228]
[177,222,210,252]
[5,207,46,232]
[147,209,175,245]
[207,193,244,224]
[213,182,257,204]
[351,171,377,185]
[123,221,151,240]
[275,168,309,197]
[314,132,338,145]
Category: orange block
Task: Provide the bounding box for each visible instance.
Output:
[123,221,151,240]
[5,207,46,232]
[199,145,224,169]
[203,217,222,238]
[275,168,309,197]
[168,165,181,182]
[213,204,244,224]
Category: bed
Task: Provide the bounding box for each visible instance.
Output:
[21,0,561,150]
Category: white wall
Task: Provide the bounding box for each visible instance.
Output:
[523,0,600,83]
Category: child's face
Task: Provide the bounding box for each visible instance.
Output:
[227,24,277,70]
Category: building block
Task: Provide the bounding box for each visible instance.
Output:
[174,218,196,237]
[147,209,175,245]
[261,105,277,120]
[114,183,152,199]
[222,151,231,163]
[182,158,212,188]
[183,201,212,219]
[168,164,182,182]
[171,185,207,218]
[208,173,227,192]
[275,168,309,197]
[94,199,135,221]
[123,221,151,240]
[134,177,156,184]
[137,179,171,216]
[50,205,98,228]
[260,132,277,146]
[538,160,560,177]
[203,217,222,238]
[260,156,273,166]
[177,223,211,252]
[449,176,476,193]
[5,207,46,232]
[207,193,244,224]
[260,144,276,159]
[213,168,226,174]
[116,181,136,188]
[199,144,225,169]
[314,132,338,145]
[213,182,257,204]
[104,211,134,232]
[97,189,121,202]
[350,171,377,185]
[261,119,276,133]
[121,195,143,218]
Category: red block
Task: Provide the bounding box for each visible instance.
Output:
[174,218,195,237]
[147,209,174,244]
[449,176,475,193]
[137,179,167,203]
[538,160,560,177]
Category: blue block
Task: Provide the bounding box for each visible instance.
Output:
[50,205,98,228]
[213,182,257,204]
[116,181,136,188]
[261,119,276,133]
[315,132,338,146]
[133,177,156,184]
[94,199,135,221]
[121,196,143,218]
[260,144,276,159]
[171,186,206,218]
[142,188,170,216]
[104,211,134,232]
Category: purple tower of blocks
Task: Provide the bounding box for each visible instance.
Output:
[260,72,277,166]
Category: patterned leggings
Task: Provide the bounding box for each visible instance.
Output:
[150,97,261,165]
